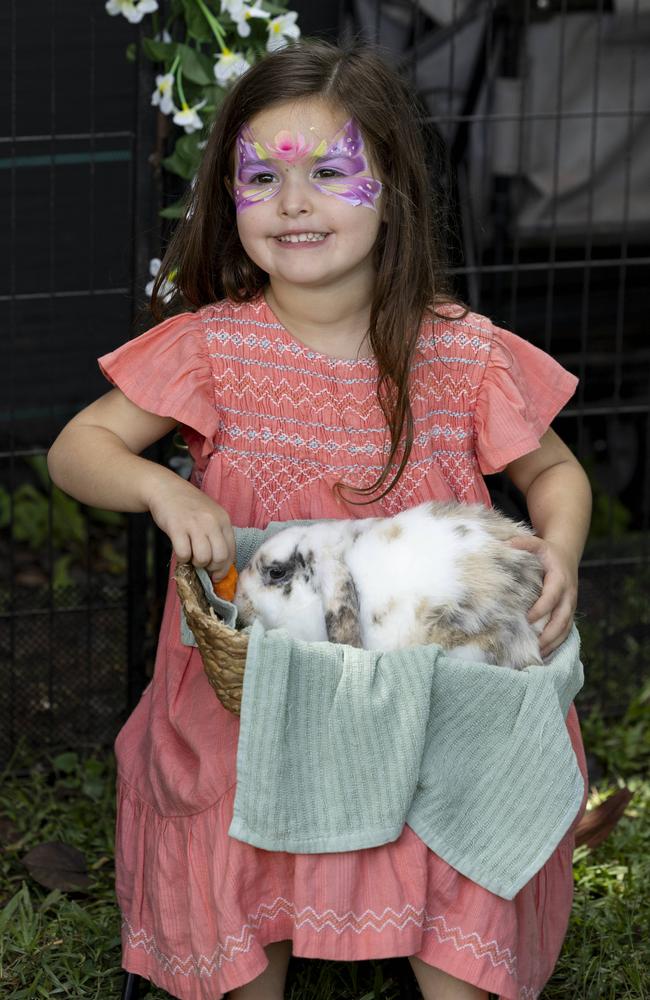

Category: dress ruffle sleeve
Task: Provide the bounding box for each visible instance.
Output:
[97,312,217,459]
[474,325,578,475]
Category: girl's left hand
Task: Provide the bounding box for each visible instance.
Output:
[507,534,578,658]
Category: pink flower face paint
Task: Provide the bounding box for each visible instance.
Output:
[233,118,383,214]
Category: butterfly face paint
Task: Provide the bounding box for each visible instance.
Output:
[233,118,383,214]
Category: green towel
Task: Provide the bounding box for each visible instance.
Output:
[230,622,584,899]
[181,523,585,900]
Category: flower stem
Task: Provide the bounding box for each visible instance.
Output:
[193,0,228,51]
[176,62,188,108]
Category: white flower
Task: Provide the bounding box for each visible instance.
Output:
[172,100,207,134]
[145,258,175,302]
[105,0,158,24]
[220,0,243,14]
[151,73,175,115]
[214,49,251,84]
[231,0,271,37]
[266,11,300,52]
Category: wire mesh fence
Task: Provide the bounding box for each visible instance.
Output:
[0,0,156,765]
[1,0,648,764]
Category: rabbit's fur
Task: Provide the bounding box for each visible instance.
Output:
[234,501,547,669]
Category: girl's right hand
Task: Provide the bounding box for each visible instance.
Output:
[148,478,236,578]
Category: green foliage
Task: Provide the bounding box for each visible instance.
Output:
[577,562,650,719]
[120,0,301,195]
[545,779,650,999]
[580,682,650,779]
[1,730,649,998]
[161,131,204,180]
[583,457,634,542]
[0,456,126,588]
[590,490,633,540]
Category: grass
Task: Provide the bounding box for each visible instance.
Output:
[1,687,649,1000]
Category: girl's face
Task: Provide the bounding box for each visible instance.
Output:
[232,98,384,295]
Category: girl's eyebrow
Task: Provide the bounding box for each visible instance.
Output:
[239,157,273,170]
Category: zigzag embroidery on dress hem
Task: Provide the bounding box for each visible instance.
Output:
[425,914,517,974]
[123,903,534,991]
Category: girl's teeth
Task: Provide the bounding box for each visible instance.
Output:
[278,233,328,243]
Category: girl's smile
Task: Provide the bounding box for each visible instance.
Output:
[274,230,331,247]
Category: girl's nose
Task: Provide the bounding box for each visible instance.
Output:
[277,169,313,217]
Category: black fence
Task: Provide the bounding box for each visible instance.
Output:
[1,0,649,765]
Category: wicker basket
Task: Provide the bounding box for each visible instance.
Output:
[174,562,248,716]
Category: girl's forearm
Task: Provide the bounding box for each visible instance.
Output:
[47,424,187,513]
[524,458,592,568]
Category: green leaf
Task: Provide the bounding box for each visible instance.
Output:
[178,43,214,85]
[159,199,188,219]
[26,454,50,491]
[52,753,79,775]
[179,0,214,41]
[53,490,86,548]
[162,133,203,179]
[141,38,178,63]
[125,42,137,62]
[53,553,75,590]
[89,507,125,527]
[12,483,48,548]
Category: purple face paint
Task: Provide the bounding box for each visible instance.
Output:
[233,118,382,213]
[311,119,383,209]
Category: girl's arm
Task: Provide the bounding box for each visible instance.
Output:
[47,388,235,575]
[504,427,592,657]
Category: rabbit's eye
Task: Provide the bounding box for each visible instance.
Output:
[265,564,289,584]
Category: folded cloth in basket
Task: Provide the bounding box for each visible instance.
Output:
[181,523,585,900]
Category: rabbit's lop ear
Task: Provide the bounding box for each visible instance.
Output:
[317,551,362,647]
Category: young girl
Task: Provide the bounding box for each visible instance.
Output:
[48,39,592,1000]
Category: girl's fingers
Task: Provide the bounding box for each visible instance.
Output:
[538,602,574,656]
[527,571,562,623]
[207,533,235,577]
[507,534,544,554]
[170,532,193,565]
[192,536,217,569]
[173,532,217,570]
[221,521,237,567]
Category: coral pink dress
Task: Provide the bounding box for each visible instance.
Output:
[99,292,588,1000]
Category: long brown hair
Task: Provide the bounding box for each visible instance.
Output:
[151,38,460,503]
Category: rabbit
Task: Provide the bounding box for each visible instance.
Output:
[233,501,549,669]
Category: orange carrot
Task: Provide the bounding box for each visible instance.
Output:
[213,563,238,603]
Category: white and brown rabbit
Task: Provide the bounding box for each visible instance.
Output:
[234,501,548,669]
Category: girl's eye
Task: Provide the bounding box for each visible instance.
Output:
[250,172,277,184]
[314,167,343,179]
